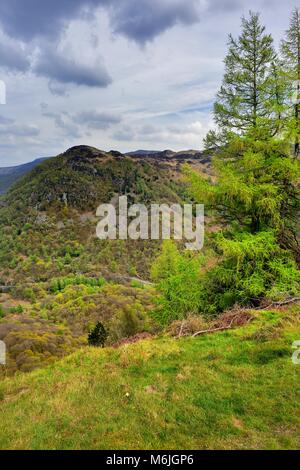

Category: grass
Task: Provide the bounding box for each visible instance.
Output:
[0,307,299,450]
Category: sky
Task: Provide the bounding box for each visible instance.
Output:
[0,0,298,166]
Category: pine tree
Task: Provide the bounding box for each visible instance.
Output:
[88,322,108,348]
[214,12,279,137]
[281,8,300,157]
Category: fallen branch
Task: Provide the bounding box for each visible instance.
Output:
[176,311,254,339]
[258,297,300,310]
[191,311,254,337]
[192,325,233,337]
[192,316,237,337]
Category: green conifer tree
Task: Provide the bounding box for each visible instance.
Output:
[88,322,108,348]
[214,12,280,138]
[281,8,300,157]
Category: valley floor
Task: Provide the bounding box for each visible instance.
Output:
[0,306,299,450]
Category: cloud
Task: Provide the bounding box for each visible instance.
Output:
[207,0,241,13]
[0,37,30,72]
[41,111,83,139]
[0,0,201,44]
[48,80,69,96]
[113,125,135,141]
[113,120,211,148]
[0,1,99,41]
[73,110,121,129]
[42,109,119,136]
[55,115,82,139]
[0,115,15,125]
[34,46,112,88]
[0,0,204,90]
[0,123,40,137]
[109,0,200,44]
[0,0,289,165]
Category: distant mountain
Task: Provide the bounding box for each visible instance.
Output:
[0,147,212,195]
[0,157,50,195]
[3,145,186,210]
[126,149,212,164]
[125,150,161,156]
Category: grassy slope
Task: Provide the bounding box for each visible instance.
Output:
[0,307,299,450]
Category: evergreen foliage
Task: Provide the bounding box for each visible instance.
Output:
[187,134,300,236]
[151,241,203,324]
[184,132,300,314]
[281,8,300,156]
[88,322,108,348]
[50,276,106,293]
[198,231,300,314]
[214,12,281,137]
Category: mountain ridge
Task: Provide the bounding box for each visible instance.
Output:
[0,146,211,195]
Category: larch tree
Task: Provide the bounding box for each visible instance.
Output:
[214,11,280,138]
[281,8,300,157]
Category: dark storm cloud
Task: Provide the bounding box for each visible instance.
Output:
[109,0,200,43]
[0,0,201,44]
[0,0,100,41]
[0,0,204,88]
[34,47,112,88]
[74,110,121,129]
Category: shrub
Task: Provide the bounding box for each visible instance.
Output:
[198,231,300,315]
[151,241,204,325]
[0,306,5,319]
[50,276,106,293]
[9,305,24,314]
[22,288,36,302]
[151,233,300,322]
[130,280,145,289]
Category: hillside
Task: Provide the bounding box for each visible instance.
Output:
[0,158,50,195]
[0,145,211,376]
[0,305,299,450]
[1,143,299,451]
[0,145,191,287]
